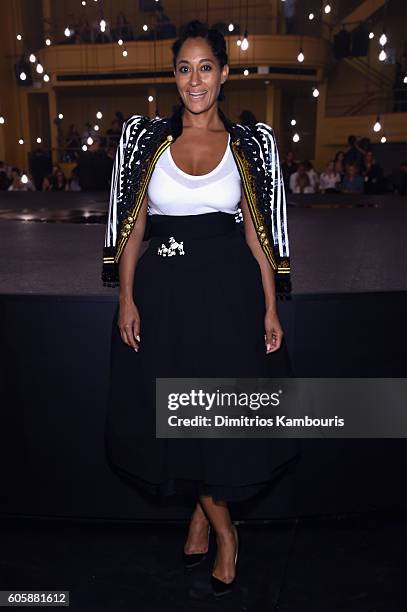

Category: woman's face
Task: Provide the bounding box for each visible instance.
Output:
[174,37,228,114]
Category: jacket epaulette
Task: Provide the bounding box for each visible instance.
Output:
[102,106,291,295]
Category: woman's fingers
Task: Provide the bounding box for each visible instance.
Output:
[119,321,140,351]
[264,329,282,353]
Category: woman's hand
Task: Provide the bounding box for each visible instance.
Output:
[118,298,141,351]
[264,309,283,353]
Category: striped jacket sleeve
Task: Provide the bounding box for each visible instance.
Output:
[102,115,145,286]
[254,122,290,265]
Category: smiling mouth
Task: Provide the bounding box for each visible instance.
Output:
[187,91,207,99]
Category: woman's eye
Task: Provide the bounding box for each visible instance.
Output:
[179,65,212,73]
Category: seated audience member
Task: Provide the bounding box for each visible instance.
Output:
[282,151,298,191]
[107,119,122,147]
[289,163,315,194]
[304,160,319,192]
[42,176,53,191]
[319,161,341,193]
[66,167,81,191]
[340,163,364,194]
[362,151,383,194]
[0,161,11,190]
[334,150,345,178]
[53,170,67,191]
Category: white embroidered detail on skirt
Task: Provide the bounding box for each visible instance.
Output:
[157,236,185,257]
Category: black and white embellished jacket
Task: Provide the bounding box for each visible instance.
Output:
[102,105,291,293]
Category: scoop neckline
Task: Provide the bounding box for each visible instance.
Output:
[167,133,230,179]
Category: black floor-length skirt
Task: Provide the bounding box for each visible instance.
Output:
[105,212,299,502]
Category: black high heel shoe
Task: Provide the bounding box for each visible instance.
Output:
[211,524,239,597]
[182,525,211,569]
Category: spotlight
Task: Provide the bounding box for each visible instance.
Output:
[312,87,320,98]
[290,119,296,126]
[118,39,123,46]
[19,71,27,81]
[297,50,305,63]
[45,38,51,46]
[36,63,44,74]
[96,111,103,119]
[148,95,154,102]
[142,24,148,31]
[122,49,128,57]
[292,133,300,143]
[243,69,249,76]
[36,137,42,143]
[228,23,234,32]
[379,49,387,62]
[29,54,36,63]
[369,32,374,39]
[19,138,24,144]
[308,13,314,21]
[0,116,5,124]
[58,113,64,119]
[404,75,407,84]
[94,124,99,131]
[100,20,106,32]
[236,39,241,47]
[21,174,28,184]
[87,136,93,145]
[373,116,381,132]
[16,34,22,41]
[324,4,331,14]
[82,0,86,5]
[380,135,387,143]
[64,27,71,37]
[43,74,50,82]
[82,144,87,151]
[379,32,387,46]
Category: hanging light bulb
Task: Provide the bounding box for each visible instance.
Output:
[36,63,44,74]
[243,69,249,76]
[369,32,374,39]
[118,39,123,46]
[64,27,71,37]
[290,119,297,126]
[100,19,106,33]
[312,87,320,98]
[82,0,86,5]
[36,137,42,144]
[87,136,93,145]
[82,144,87,151]
[379,32,387,46]
[324,4,331,14]
[19,138,24,144]
[228,23,234,32]
[142,24,148,31]
[241,30,249,51]
[19,71,27,81]
[379,48,387,62]
[380,135,387,143]
[297,49,305,62]
[43,74,50,82]
[45,38,51,46]
[29,53,36,63]
[236,39,241,47]
[403,75,407,84]
[0,116,5,124]
[292,133,300,143]
[94,124,99,131]
[96,111,103,119]
[122,49,128,57]
[16,34,22,41]
[21,174,28,184]
[58,113,64,119]
[373,116,382,132]
[308,13,314,21]
[148,95,154,102]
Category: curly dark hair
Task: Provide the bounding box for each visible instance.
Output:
[171,20,228,102]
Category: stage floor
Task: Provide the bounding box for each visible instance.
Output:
[0,192,405,296]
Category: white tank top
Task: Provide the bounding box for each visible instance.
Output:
[147,133,241,215]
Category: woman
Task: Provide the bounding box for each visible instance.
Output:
[103,20,296,598]
[319,160,341,193]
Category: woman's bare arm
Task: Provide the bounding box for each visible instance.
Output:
[117,194,148,350]
[240,190,283,353]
